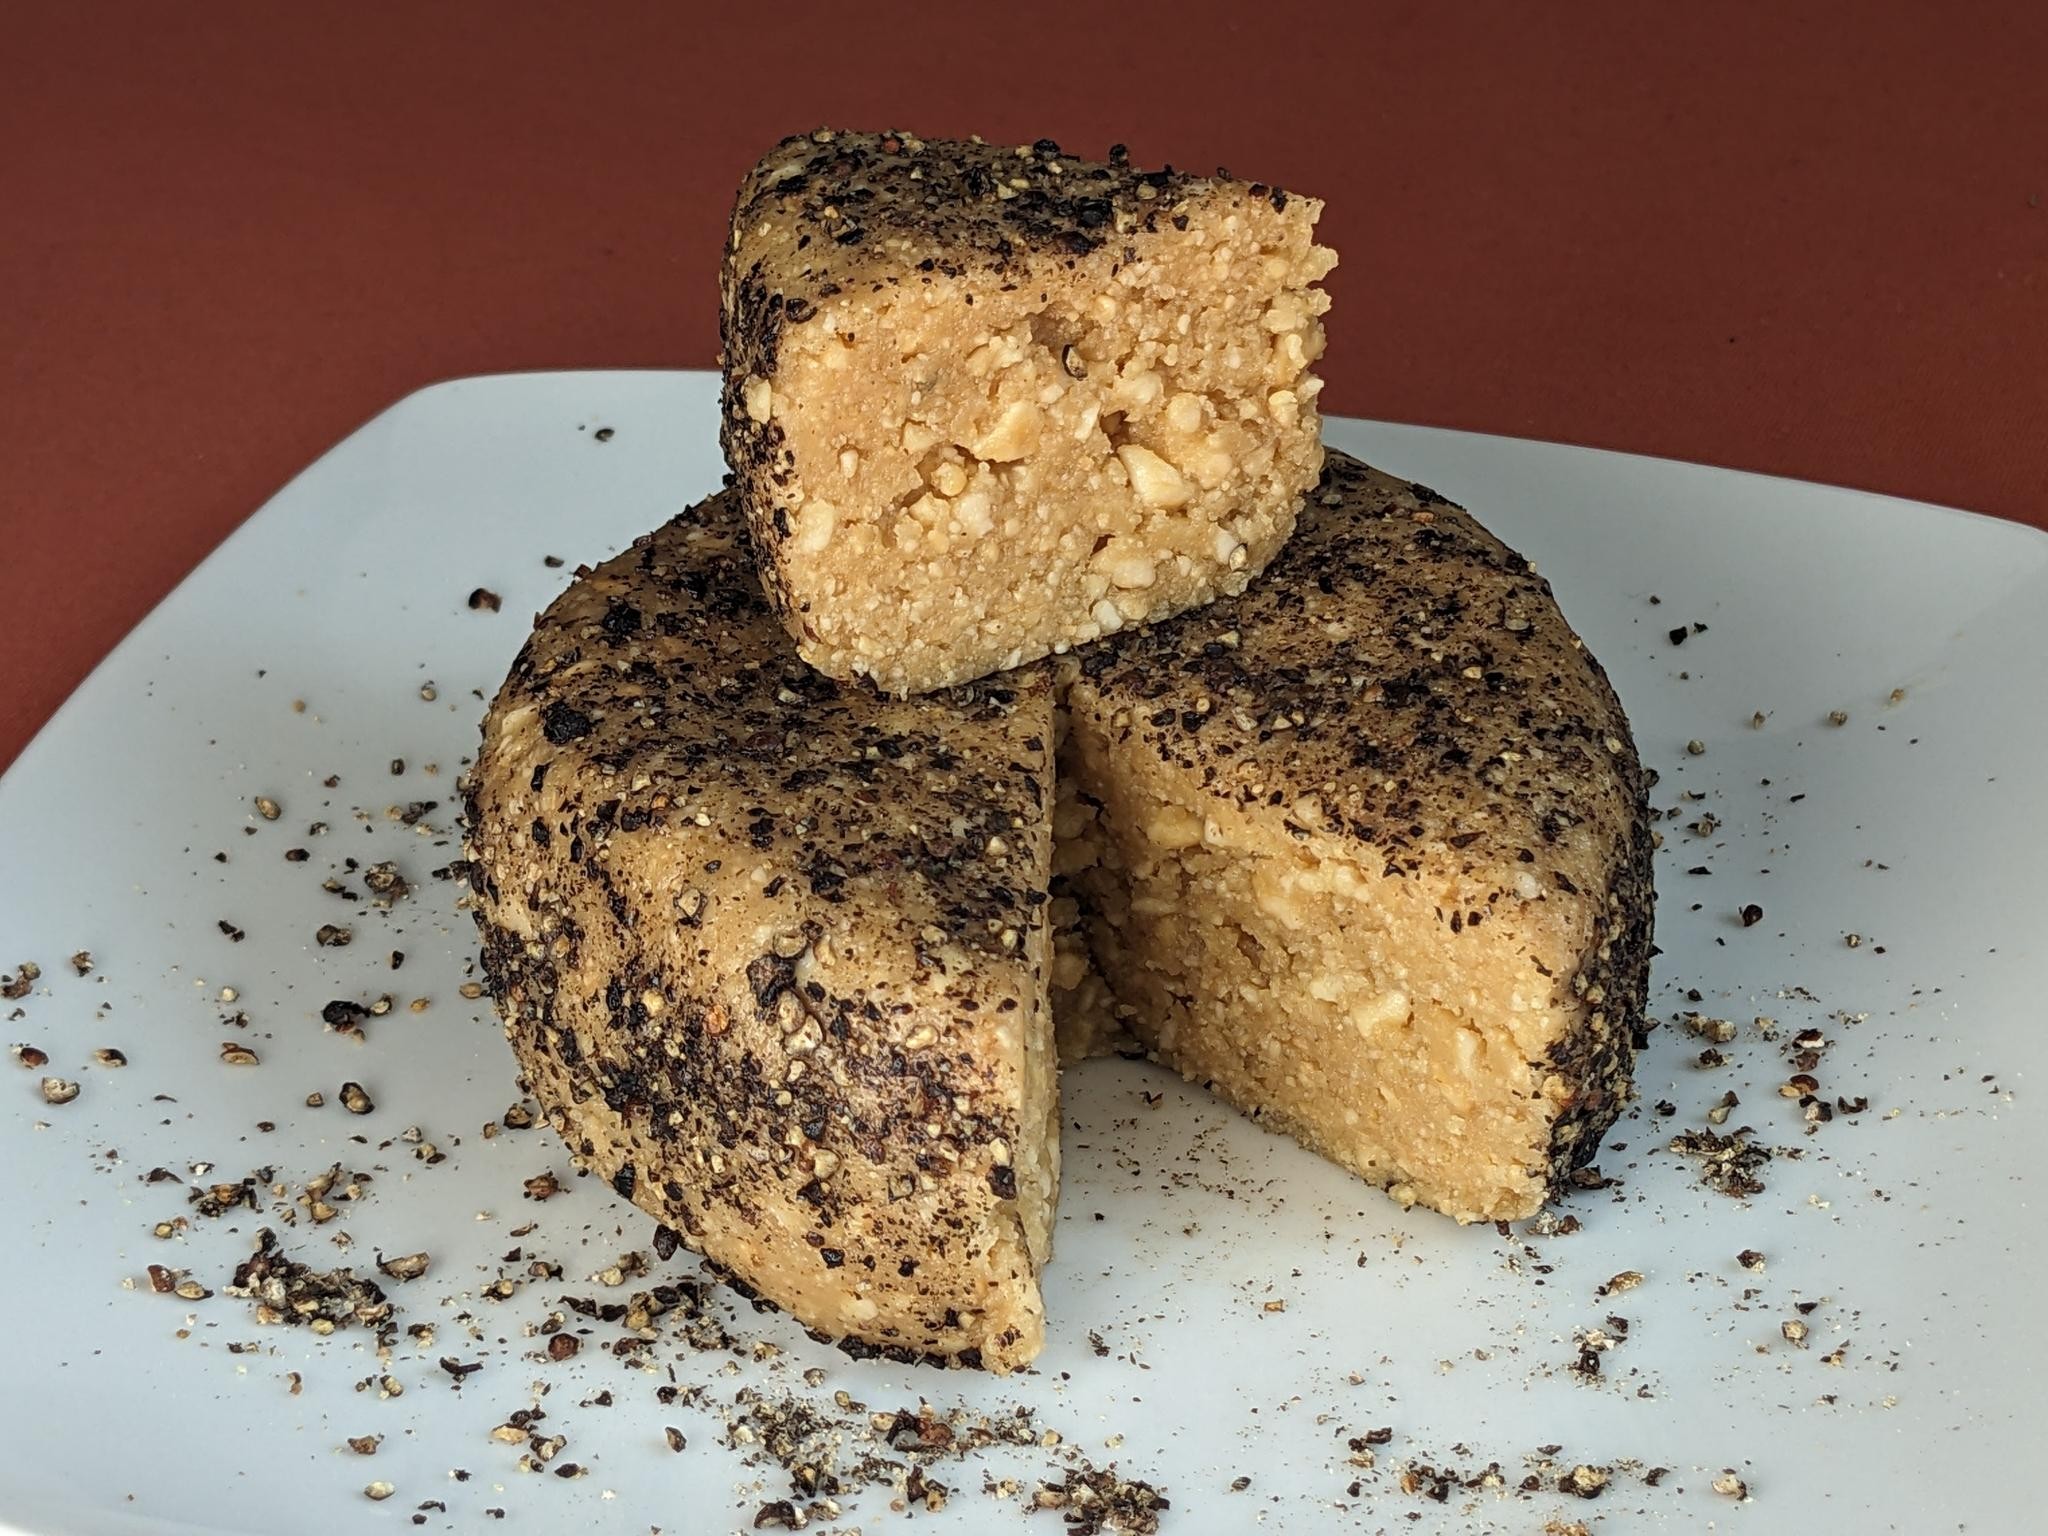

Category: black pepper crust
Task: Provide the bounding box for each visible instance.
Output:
[462,488,1056,1369]
[717,128,1310,644]
[1070,450,1654,1194]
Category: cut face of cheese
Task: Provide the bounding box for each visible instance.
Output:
[462,451,1652,1370]
[1062,453,1653,1221]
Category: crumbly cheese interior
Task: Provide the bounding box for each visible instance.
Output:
[1010,910,1061,1272]
[760,205,1334,692]
[1058,701,1580,1225]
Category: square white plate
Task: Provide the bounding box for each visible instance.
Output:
[3,372,2042,1535]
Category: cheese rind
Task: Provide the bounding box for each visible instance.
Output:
[721,129,1335,696]
[462,491,1058,1371]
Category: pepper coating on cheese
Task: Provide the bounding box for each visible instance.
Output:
[463,493,1060,1372]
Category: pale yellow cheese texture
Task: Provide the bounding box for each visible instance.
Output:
[1058,453,1654,1223]
[721,129,1335,696]
[463,453,1652,1372]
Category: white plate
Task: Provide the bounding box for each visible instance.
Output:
[3,372,2043,1536]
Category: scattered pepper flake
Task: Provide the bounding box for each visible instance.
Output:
[377,1252,430,1282]
[523,1171,563,1201]
[223,1228,393,1337]
[1712,1471,1750,1500]
[1669,1126,1770,1197]
[1559,1465,1610,1499]
[364,863,409,906]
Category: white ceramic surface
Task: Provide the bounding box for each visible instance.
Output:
[2,371,2042,1536]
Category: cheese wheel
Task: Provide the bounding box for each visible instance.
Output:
[463,450,1653,1370]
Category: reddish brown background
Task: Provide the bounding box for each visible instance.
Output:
[4,2,2044,773]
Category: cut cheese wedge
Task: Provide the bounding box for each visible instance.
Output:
[462,450,1653,1370]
